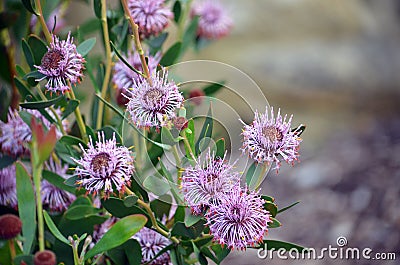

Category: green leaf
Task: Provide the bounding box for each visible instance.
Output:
[261,195,275,203]
[101,197,149,221]
[161,127,180,146]
[160,42,182,66]
[85,215,147,260]
[76,18,100,36]
[20,95,63,109]
[65,205,101,220]
[14,77,37,101]
[158,159,183,204]
[21,0,37,15]
[203,81,225,96]
[181,16,198,54]
[210,244,230,263]
[150,197,172,220]
[173,1,181,23]
[195,104,213,155]
[171,220,206,239]
[148,32,168,53]
[215,138,225,158]
[264,201,278,218]
[268,217,282,228]
[184,213,203,227]
[93,0,101,18]
[42,170,76,194]
[63,175,79,188]
[62,99,79,119]
[277,201,300,214]
[124,195,139,208]
[59,135,86,148]
[110,41,143,76]
[15,162,36,254]
[0,154,16,170]
[28,35,47,66]
[143,175,170,196]
[22,39,35,70]
[98,125,123,144]
[14,255,34,265]
[22,70,46,83]
[185,119,195,158]
[43,210,70,245]
[76,37,96,57]
[253,240,307,252]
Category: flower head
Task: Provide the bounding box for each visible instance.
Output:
[128,0,173,38]
[241,107,302,172]
[181,150,240,215]
[133,227,171,265]
[42,159,76,212]
[205,186,270,250]
[73,132,134,198]
[125,70,183,129]
[0,109,31,157]
[0,164,17,208]
[35,32,85,94]
[192,0,233,39]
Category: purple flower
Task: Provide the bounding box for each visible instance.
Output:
[128,0,173,38]
[241,107,302,172]
[73,132,134,198]
[125,69,183,129]
[191,0,233,39]
[0,109,31,157]
[181,150,240,214]
[113,51,161,106]
[35,32,85,94]
[133,227,171,265]
[205,186,271,250]
[41,159,76,212]
[0,164,17,208]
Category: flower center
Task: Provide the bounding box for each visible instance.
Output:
[143,88,164,107]
[91,152,111,172]
[41,50,65,70]
[262,126,283,142]
[230,205,244,222]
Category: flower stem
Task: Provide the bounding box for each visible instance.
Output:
[34,0,52,43]
[96,0,113,130]
[8,239,16,262]
[120,0,152,85]
[66,89,88,143]
[172,145,182,185]
[177,0,193,41]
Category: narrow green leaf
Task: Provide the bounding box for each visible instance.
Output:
[59,135,86,148]
[277,201,300,214]
[28,35,47,65]
[15,162,36,254]
[22,39,35,70]
[21,0,38,15]
[203,81,225,96]
[93,0,101,18]
[181,16,199,54]
[195,104,213,155]
[42,170,76,194]
[161,127,180,146]
[76,37,96,57]
[185,119,195,158]
[268,217,282,228]
[264,201,278,218]
[173,1,181,23]
[65,205,101,220]
[160,42,182,66]
[14,77,37,101]
[64,175,79,188]
[0,154,16,170]
[22,70,46,82]
[110,41,143,76]
[20,95,63,109]
[215,138,225,158]
[85,215,147,259]
[43,210,70,245]
[62,99,79,119]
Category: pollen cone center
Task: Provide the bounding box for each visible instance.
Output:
[262,126,283,142]
[143,88,164,107]
[231,205,244,222]
[41,50,65,70]
[91,152,111,172]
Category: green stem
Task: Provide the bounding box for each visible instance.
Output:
[34,0,52,43]
[66,90,88,143]
[8,239,16,263]
[31,144,44,251]
[181,132,196,163]
[96,0,113,130]
[132,129,141,170]
[177,0,193,41]
[71,244,80,265]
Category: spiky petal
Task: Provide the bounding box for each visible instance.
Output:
[0,110,31,157]
[181,150,240,215]
[35,32,85,94]
[0,164,17,208]
[205,186,270,250]
[128,0,173,38]
[125,69,183,129]
[241,107,302,172]
[72,132,134,198]
[191,0,233,39]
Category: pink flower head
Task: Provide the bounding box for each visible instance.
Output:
[0,164,17,208]
[181,150,240,215]
[241,107,302,172]
[192,0,233,39]
[73,132,134,198]
[35,32,85,94]
[125,69,183,129]
[42,158,76,212]
[205,186,271,250]
[128,0,173,38]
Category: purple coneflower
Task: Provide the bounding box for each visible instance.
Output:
[0,164,17,208]
[191,0,233,40]
[181,150,240,215]
[128,0,173,38]
[205,186,270,250]
[42,159,76,212]
[113,52,161,106]
[133,227,171,265]
[125,70,183,129]
[35,32,85,94]
[73,132,134,198]
[241,107,302,172]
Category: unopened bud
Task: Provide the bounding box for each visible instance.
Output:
[0,214,22,239]
[34,250,56,265]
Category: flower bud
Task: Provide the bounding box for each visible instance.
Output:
[0,214,22,239]
[34,250,56,265]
